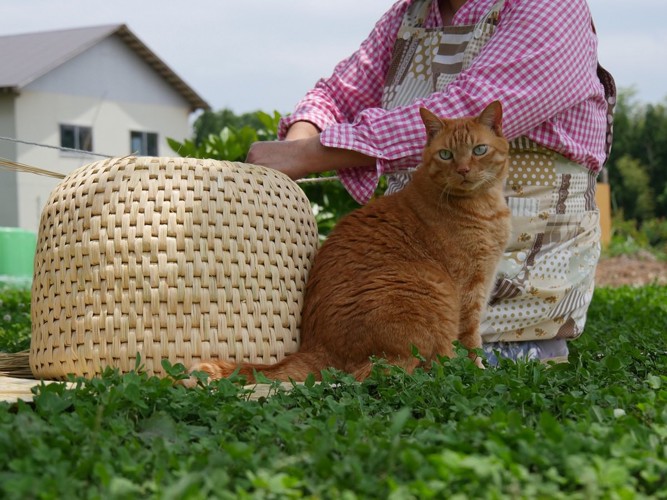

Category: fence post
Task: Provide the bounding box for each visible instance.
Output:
[596,182,612,248]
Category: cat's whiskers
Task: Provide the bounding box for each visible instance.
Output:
[479,171,502,190]
[438,184,453,210]
[466,170,500,192]
[472,176,490,191]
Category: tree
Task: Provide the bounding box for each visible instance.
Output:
[613,155,654,221]
[606,89,667,219]
[192,109,267,146]
[638,103,667,215]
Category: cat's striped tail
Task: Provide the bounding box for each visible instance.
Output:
[182,351,330,387]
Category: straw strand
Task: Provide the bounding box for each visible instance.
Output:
[0,135,113,159]
[0,157,66,179]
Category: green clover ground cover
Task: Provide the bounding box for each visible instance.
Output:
[0,286,666,499]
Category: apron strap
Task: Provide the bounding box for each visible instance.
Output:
[401,0,433,29]
[591,21,617,165]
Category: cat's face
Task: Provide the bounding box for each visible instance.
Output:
[419,102,509,197]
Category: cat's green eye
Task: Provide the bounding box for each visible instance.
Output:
[438,149,453,161]
[473,144,488,156]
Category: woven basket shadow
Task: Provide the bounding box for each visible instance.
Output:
[29,157,318,379]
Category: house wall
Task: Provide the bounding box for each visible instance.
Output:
[12,34,193,233]
[25,34,187,108]
[0,94,18,227]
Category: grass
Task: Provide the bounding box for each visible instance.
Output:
[0,285,666,499]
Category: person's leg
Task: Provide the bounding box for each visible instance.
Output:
[480,150,601,365]
[482,338,569,365]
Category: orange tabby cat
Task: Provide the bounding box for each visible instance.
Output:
[186,101,511,385]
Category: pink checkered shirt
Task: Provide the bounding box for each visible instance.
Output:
[279,0,608,204]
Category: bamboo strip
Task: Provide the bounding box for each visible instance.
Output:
[0,157,66,179]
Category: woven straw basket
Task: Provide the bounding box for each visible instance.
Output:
[29,157,319,379]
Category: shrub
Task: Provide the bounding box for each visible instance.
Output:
[640,217,667,252]
[605,215,649,257]
[0,286,31,353]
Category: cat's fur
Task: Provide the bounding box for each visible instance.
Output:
[186,101,511,385]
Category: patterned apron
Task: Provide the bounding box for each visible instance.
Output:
[381,0,610,347]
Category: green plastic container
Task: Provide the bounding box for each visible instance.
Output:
[0,227,37,288]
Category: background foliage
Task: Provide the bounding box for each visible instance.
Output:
[607,90,667,222]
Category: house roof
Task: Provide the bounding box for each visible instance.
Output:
[0,24,210,111]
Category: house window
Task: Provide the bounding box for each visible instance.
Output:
[60,124,93,152]
[130,131,158,156]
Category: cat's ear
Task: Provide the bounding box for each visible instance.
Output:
[419,107,444,142]
[477,101,503,136]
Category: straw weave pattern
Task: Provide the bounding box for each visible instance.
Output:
[30,157,318,379]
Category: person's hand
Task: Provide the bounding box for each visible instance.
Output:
[246,137,322,180]
[246,134,376,180]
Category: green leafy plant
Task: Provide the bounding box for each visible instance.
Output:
[640,217,667,254]
[0,286,31,353]
[612,155,655,221]
[167,110,281,162]
[0,286,666,498]
[605,215,667,260]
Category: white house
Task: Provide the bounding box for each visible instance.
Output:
[0,24,210,232]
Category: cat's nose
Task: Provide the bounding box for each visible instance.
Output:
[456,165,470,176]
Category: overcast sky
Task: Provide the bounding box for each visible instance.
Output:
[0,0,663,114]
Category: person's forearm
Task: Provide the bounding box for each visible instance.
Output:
[309,137,375,172]
[246,135,375,180]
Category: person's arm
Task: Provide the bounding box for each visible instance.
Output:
[246,135,374,180]
[284,121,319,141]
[259,0,603,204]
[326,0,602,202]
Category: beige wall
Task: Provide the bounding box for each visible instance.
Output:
[0,94,18,227]
[14,90,191,232]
